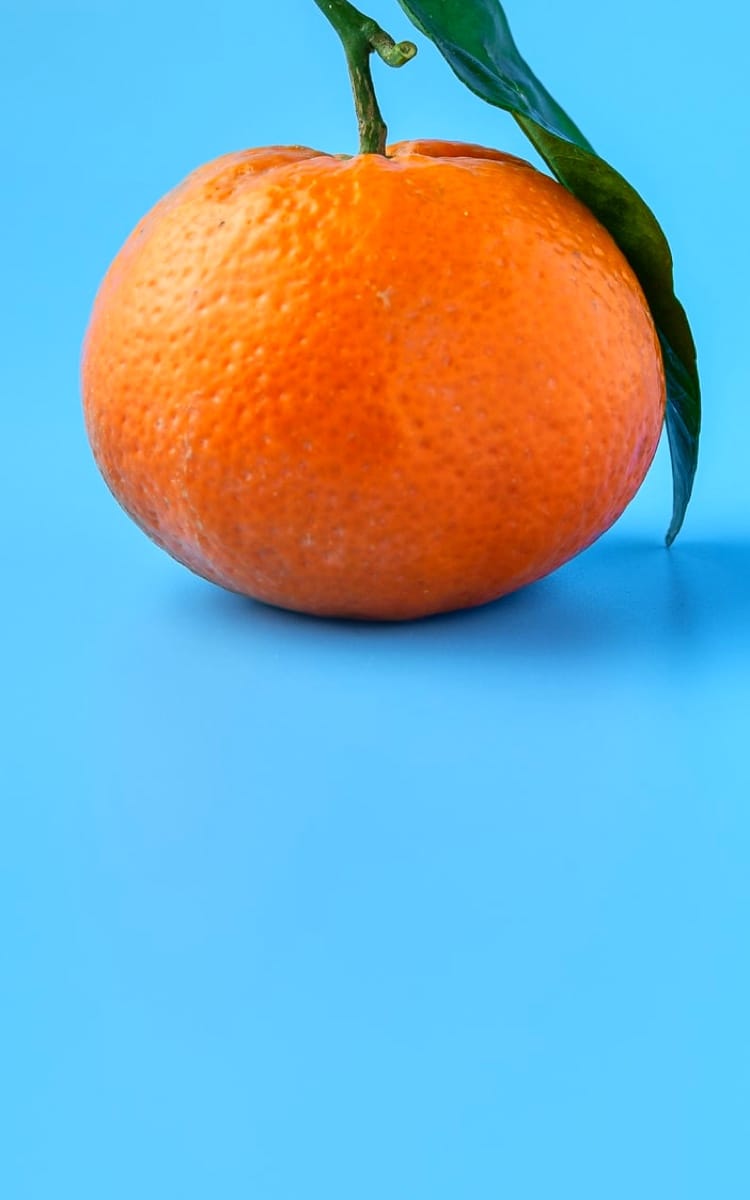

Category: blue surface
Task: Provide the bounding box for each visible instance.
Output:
[4,1,750,1196]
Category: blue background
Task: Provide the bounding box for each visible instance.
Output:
[4,1,749,1195]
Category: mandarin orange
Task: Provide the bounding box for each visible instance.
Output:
[82,140,665,619]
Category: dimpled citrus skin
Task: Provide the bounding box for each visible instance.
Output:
[82,140,665,620]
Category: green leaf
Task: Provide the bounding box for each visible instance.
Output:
[396,0,700,544]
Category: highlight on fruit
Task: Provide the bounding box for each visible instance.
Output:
[81,0,699,621]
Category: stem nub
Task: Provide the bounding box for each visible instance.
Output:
[313,0,417,155]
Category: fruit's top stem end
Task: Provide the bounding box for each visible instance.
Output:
[313,0,417,155]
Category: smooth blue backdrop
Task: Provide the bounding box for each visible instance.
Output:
[3,2,749,1196]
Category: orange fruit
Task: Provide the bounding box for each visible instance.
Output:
[82,140,665,620]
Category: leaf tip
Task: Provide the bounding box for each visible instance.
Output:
[665,512,683,548]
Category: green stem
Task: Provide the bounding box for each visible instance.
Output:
[313,0,417,154]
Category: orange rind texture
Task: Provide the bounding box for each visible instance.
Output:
[82,142,665,619]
